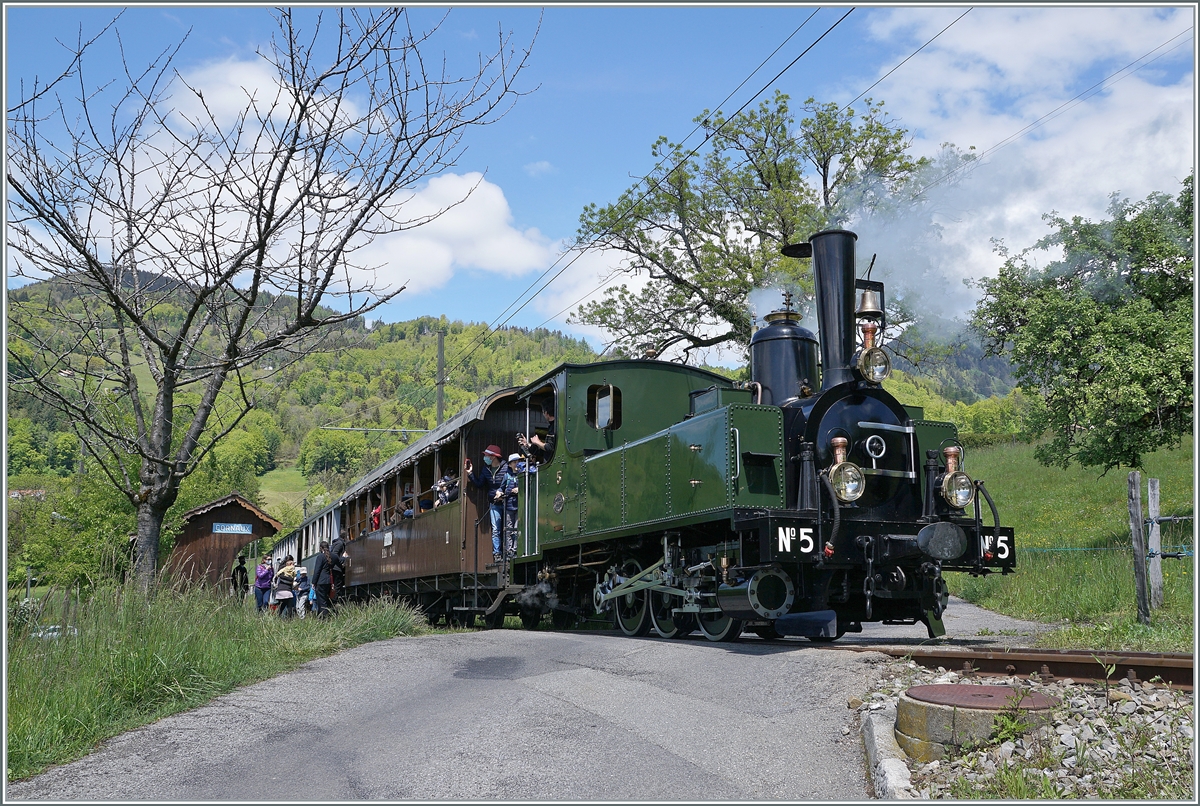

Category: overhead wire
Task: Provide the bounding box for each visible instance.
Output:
[354,8,858,450]
[531,7,976,335]
[841,7,971,111]
[537,18,1196,341]
[317,8,828,438]
[433,8,856,375]
[443,7,829,370]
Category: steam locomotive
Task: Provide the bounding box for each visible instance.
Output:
[281,229,1015,641]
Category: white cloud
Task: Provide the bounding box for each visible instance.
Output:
[172,57,285,126]
[838,6,1195,318]
[354,172,556,294]
[165,60,555,297]
[523,160,555,177]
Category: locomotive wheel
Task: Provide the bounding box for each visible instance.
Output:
[519,607,542,630]
[612,559,651,637]
[483,607,506,629]
[649,590,694,639]
[697,611,742,642]
[750,624,782,640]
[453,611,476,629]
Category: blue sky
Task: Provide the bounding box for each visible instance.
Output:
[5,5,1195,359]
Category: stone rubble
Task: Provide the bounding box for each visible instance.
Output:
[857,659,1196,799]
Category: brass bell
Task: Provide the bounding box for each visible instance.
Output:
[856,288,883,320]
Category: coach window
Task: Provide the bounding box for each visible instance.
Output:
[587,384,622,430]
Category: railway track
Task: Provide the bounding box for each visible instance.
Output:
[833,645,1194,689]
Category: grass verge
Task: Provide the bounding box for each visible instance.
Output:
[6,584,426,782]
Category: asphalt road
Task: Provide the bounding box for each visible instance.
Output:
[7,597,1045,801]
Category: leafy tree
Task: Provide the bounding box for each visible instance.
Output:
[6,8,533,590]
[214,430,273,477]
[297,429,368,477]
[6,451,260,588]
[6,418,48,476]
[971,178,1193,471]
[571,92,937,361]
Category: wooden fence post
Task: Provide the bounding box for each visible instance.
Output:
[1148,477,1163,609]
[1128,471,1150,625]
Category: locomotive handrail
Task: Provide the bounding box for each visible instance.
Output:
[731,427,741,484]
[857,421,914,433]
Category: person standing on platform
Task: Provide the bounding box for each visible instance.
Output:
[330,528,349,604]
[274,556,298,619]
[231,556,249,601]
[312,541,342,618]
[253,555,274,613]
[294,566,311,619]
[465,444,505,563]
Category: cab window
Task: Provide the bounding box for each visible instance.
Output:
[586,384,622,430]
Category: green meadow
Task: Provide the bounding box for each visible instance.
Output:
[950,437,1194,651]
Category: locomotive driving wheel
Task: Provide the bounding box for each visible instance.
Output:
[612,558,651,637]
[649,589,694,639]
[697,610,742,642]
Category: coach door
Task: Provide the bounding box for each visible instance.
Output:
[462,389,527,571]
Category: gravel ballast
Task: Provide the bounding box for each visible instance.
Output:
[856,658,1195,799]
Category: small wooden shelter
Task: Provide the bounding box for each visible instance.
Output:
[167,493,281,587]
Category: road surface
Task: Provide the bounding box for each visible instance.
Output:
[7,597,1046,801]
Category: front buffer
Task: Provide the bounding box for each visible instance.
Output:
[727,508,1015,638]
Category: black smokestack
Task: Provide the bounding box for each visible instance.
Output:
[810,229,857,389]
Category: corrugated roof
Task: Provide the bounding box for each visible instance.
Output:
[180,492,283,530]
[336,386,519,505]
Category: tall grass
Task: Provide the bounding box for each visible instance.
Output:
[6,584,426,781]
[949,437,1194,651]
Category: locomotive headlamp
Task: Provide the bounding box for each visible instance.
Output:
[941,471,975,509]
[854,321,891,383]
[857,348,891,383]
[830,461,866,502]
[828,436,865,502]
[939,445,973,508]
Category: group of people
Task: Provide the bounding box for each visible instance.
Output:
[229,531,349,619]
[465,397,556,564]
[368,469,460,529]
[224,399,556,601]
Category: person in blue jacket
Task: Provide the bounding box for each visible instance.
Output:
[465,444,506,563]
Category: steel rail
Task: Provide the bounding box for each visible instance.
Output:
[831,645,1194,689]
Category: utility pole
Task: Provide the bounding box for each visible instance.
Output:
[436,330,445,426]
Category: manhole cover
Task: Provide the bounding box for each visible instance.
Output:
[906,684,1057,710]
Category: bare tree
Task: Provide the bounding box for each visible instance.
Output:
[7,8,534,590]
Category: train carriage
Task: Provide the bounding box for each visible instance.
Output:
[292,229,1016,640]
